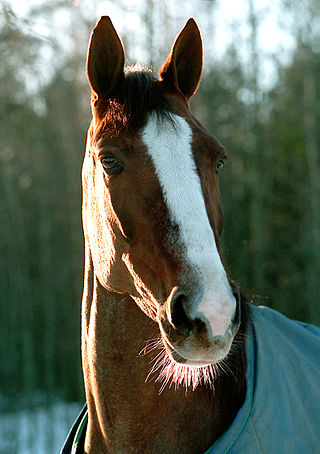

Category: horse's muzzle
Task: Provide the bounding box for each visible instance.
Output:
[157,285,241,366]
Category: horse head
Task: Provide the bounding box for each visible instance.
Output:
[83,17,240,375]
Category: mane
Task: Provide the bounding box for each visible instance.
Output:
[93,65,174,140]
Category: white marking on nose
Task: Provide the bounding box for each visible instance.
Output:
[141,114,236,336]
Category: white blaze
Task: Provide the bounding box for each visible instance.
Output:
[141,114,236,336]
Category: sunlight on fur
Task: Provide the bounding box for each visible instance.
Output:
[140,338,219,393]
[139,335,246,393]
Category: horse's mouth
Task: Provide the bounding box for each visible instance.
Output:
[159,322,236,367]
[162,338,212,367]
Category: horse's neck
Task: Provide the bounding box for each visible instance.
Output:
[82,259,247,454]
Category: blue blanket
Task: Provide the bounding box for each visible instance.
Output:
[206,305,320,453]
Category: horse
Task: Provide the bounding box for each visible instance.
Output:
[61,17,320,454]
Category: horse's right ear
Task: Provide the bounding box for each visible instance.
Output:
[87,16,125,99]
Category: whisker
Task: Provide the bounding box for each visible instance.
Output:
[144,344,218,393]
[141,328,246,392]
[138,338,163,356]
[217,358,237,381]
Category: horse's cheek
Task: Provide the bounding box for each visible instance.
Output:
[86,184,136,295]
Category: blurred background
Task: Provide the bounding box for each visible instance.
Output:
[0,0,319,452]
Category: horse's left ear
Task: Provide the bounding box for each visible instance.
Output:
[159,18,203,100]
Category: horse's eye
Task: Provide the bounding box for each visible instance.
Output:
[101,155,123,175]
[216,157,225,174]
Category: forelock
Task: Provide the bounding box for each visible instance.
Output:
[92,66,174,142]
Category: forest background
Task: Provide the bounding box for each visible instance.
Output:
[1,0,319,452]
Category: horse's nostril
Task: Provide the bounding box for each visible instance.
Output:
[170,293,194,335]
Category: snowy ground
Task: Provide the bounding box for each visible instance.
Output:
[0,401,82,454]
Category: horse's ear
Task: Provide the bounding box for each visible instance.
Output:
[87,16,125,99]
[159,18,203,100]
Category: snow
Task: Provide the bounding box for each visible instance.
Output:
[0,401,82,454]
